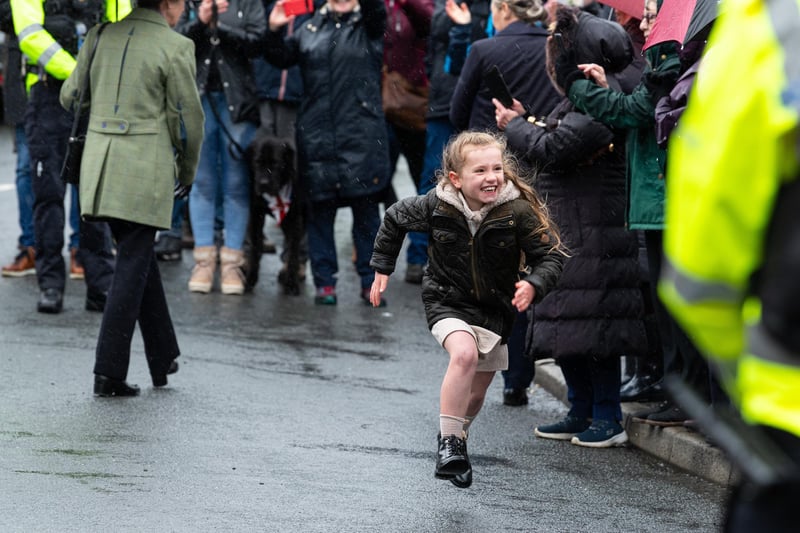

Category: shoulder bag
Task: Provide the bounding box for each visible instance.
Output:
[61,22,109,186]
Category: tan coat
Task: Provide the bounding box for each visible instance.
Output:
[60,8,204,230]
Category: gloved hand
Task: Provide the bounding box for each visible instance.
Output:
[174,182,192,199]
[554,49,584,95]
[643,69,680,105]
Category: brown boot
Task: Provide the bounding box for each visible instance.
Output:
[69,248,85,280]
[220,246,245,295]
[1,246,36,277]
[188,246,217,293]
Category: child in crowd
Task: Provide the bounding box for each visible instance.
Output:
[369,131,564,487]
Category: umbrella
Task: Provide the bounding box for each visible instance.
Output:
[643,0,720,50]
[597,0,643,19]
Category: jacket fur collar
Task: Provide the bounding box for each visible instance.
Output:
[436,179,521,234]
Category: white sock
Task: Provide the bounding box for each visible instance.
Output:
[463,415,476,438]
[440,415,466,438]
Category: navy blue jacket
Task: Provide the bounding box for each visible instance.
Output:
[449,20,559,131]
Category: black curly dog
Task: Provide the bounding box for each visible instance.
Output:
[244,134,306,295]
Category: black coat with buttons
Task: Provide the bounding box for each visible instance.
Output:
[177,0,266,124]
[262,0,390,202]
[370,186,563,342]
[504,98,648,360]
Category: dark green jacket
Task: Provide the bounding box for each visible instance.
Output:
[567,43,680,230]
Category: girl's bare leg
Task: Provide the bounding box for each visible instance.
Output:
[440,331,479,417]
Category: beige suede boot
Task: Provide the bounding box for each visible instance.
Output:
[188,246,217,293]
[220,246,246,295]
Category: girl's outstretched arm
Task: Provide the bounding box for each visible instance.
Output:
[370,273,389,308]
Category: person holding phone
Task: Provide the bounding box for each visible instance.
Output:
[448,0,558,132]
[262,0,391,306]
[176,0,266,296]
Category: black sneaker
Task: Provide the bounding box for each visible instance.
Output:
[643,405,692,427]
[435,433,469,479]
[630,401,670,422]
[534,416,591,440]
[154,235,182,261]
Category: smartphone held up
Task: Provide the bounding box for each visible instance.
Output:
[283,0,314,16]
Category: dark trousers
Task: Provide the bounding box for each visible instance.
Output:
[381,121,426,206]
[725,426,800,533]
[25,81,114,294]
[94,220,179,380]
[307,195,381,289]
[644,230,712,396]
[560,356,622,422]
[502,310,535,390]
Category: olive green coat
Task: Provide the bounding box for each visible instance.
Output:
[60,8,204,230]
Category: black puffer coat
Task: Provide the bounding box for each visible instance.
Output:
[262,0,390,202]
[177,0,266,124]
[370,182,563,342]
[504,99,647,359]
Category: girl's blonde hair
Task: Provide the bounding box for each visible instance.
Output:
[436,131,563,252]
[490,0,547,25]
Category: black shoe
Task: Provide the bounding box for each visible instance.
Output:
[621,379,666,403]
[94,375,140,397]
[450,465,473,488]
[503,388,529,406]
[435,433,469,479]
[630,401,670,422]
[152,360,179,387]
[644,405,692,427]
[37,288,63,314]
[85,290,107,312]
[154,235,182,261]
[262,237,277,254]
[404,263,423,284]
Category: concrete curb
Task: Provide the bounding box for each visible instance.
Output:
[533,359,739,486]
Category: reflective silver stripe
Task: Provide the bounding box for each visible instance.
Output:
[662,258,741,304]
[747,322,800,368]
[37,42,63,68]
[17,23,44,41]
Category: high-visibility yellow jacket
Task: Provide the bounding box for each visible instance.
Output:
[659,0,800,437]
[10,0,130,89]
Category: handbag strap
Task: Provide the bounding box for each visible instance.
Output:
[69,22,110,139]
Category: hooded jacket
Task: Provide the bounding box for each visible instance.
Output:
[370,180,563,342]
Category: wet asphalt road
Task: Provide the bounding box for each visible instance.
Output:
[0,125,727,531]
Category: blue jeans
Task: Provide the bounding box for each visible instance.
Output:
[406,118,455,266]
[189,92,255,250]
[307,195,381,290]
[14,124,34,248]
[560,356,622,422]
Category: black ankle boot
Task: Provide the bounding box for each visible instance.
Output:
[94,375,140,397]
[435,433,469,479]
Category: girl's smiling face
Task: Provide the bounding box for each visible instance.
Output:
[448,144,505,211]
